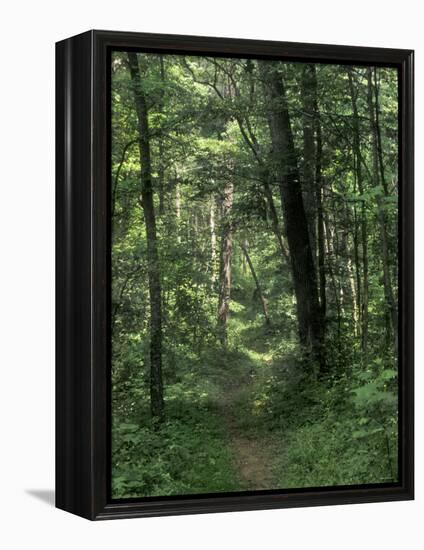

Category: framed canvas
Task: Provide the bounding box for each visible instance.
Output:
[56,30,414,520]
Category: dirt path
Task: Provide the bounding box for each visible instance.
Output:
[219,374,278,491]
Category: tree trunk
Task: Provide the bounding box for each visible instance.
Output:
[352,194,362,337]
[210,195,217,287]
[128,52,164,419]
[347,256,359,336]
[324,211,342,349]
[301,64,326,319]
[367,68,398,354]
[348,68,369,359]
[261,168,290,265]
[300,65,317,259]
[315,97,326,320]
[217,181,233,345]
[240,240,271,325]
[157,55,165,215]
[175,178,181,243]
[260,61,325,373]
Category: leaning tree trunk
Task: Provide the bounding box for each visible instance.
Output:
[260,167,290,265]
[240,240,271,325]
[128,52,164,419]
[217,181,234,345]
[259,61,325,373]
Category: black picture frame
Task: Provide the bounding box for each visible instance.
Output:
[56,29,414,520]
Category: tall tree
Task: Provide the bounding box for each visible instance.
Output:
[128,52,164,419]
[348,68,369,359]
[260,61,325,372]
[157,54,166,216]
[217,180,234,345]
[301,64,326,319]
[367,67,398,354]
[210,195,218,287]
[301,65,318,257]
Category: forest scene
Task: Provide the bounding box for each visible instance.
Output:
[111,51,399,499]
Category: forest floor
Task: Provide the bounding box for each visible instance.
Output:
[213,299,282,490]
[218,369,278,490]
[112,293,398,499]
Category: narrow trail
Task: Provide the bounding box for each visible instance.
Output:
[217,348,279,491]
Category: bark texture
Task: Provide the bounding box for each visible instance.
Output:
[367,68,398,354]
[217,181,234,345]
[348,68,369,358]
[260,61,325,372]
[128,52,164,419]
[301,64,326,319]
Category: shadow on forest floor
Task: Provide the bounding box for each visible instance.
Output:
[204,301,282,491]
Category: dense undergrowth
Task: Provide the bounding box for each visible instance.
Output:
[111,55,399,499]
[112,284,398,499]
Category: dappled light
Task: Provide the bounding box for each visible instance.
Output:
[111,52,399,499]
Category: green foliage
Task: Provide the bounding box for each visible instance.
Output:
[267,365,398,488]
[112,411,239,498]
[110,52,399,498]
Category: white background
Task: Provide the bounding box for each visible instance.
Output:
[0,0,421,547]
